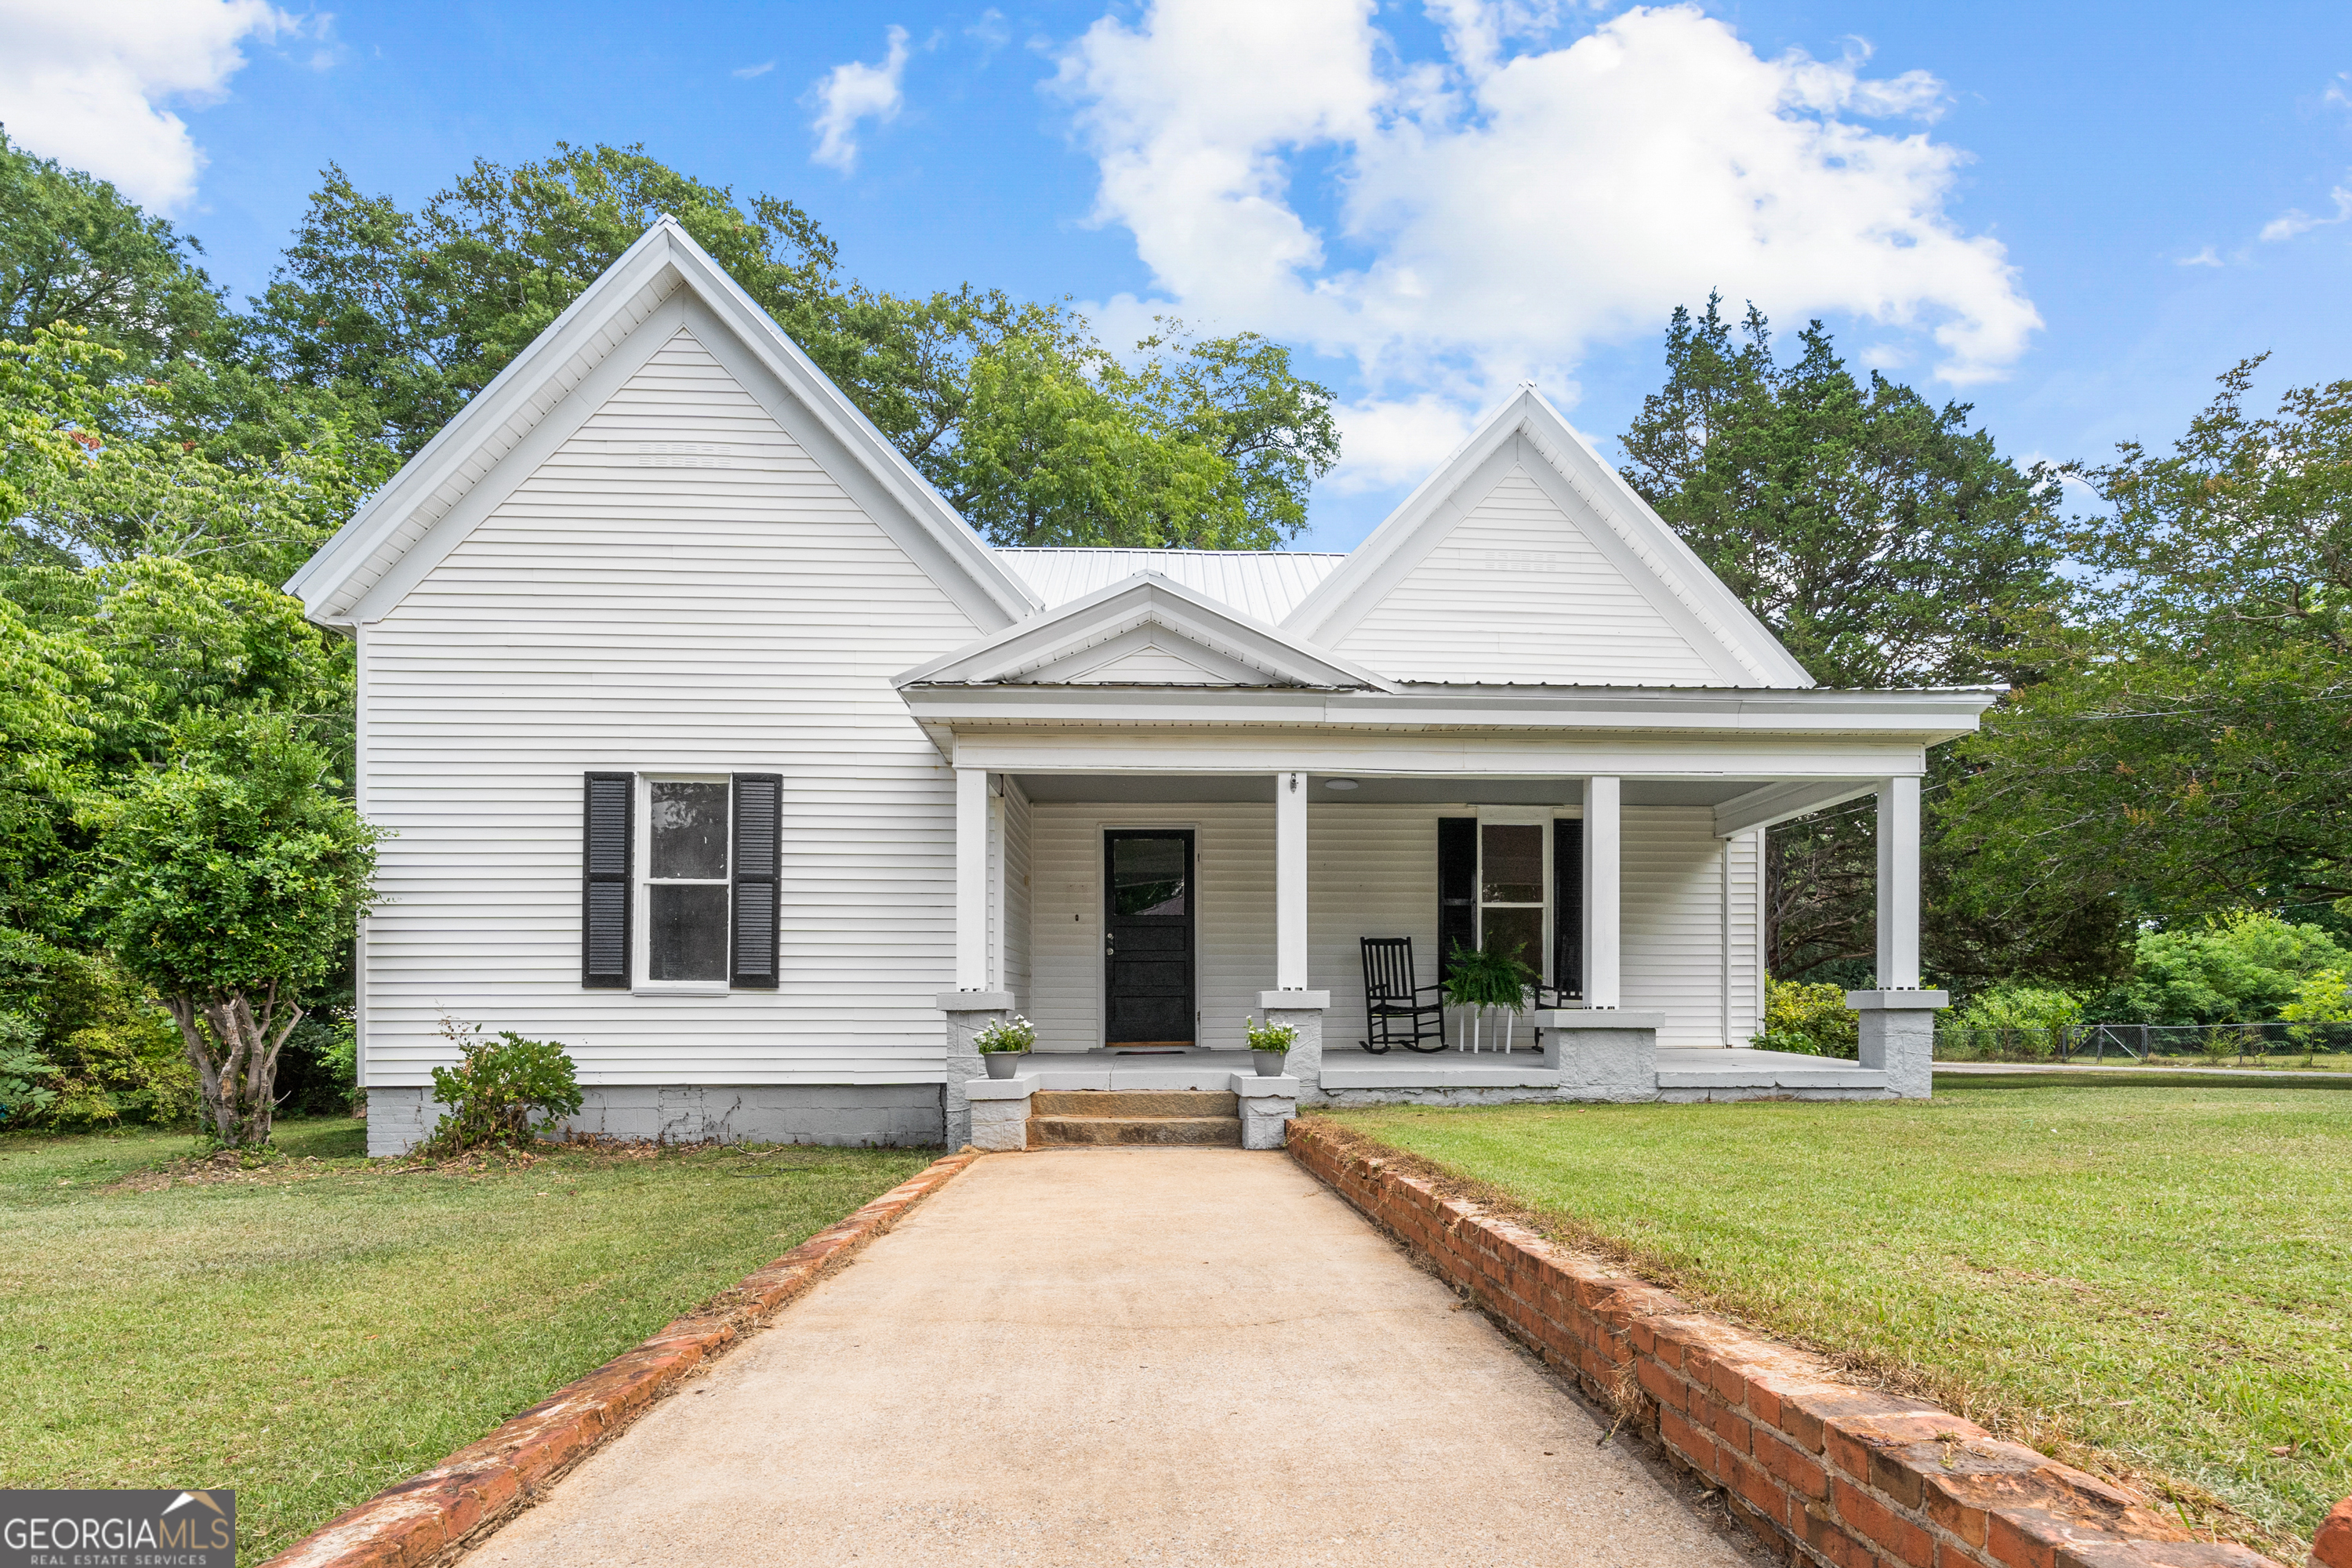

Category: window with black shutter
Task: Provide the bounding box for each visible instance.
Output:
[583,772,782,992]
[730,774,782,989]
[1436,816,1476,982]
[582,774,633,989]
[1553,818,1583,1000]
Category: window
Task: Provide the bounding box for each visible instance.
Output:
[580,771,781,992]
[1478,822,1545,974]
[647,778,731,983]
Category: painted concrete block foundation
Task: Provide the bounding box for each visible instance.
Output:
[362,1084,944,1157]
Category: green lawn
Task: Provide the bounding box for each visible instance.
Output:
[1327,1083,2352,1557]
[0,1120,934,1564]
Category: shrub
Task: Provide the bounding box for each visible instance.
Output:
[425,1022,584,1153]
[1754,979,1858,1058]
[971,1014,1034,1054]
[2089,910,2352,1025]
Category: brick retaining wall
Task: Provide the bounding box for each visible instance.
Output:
[1286,1119,2287,1568]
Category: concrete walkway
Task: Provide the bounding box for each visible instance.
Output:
[464,1149,1759,1568]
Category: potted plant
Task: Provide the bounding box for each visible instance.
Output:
[1244,1016,1296,1076]
[1443,942,1537,1051]
[973,1014,1036,1078]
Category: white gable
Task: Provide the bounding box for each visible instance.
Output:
[896,575,1392,691]
[1334,458,1726,685]
[1284,390,1813,688]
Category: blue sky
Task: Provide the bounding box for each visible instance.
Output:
[4,0,2349,550]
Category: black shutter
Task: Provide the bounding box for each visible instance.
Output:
[582,773,632,989]
[1437,816,1476,982]
[1554,818,1584,999]
[730,774,782,990]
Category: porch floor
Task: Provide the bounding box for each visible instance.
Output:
[1015,1045,1891,1096]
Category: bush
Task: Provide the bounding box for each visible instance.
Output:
[1754,979,1858,1058]
[425,1022,584,1154]
[2088,910,2351,1025]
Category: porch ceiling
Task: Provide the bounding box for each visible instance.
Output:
[1008,772,1779,808]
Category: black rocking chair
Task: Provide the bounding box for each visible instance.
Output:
[1359,936,1449,1054]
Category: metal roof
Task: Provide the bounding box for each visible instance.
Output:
[990,548,1348,625]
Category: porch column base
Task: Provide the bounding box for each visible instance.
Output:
[1256,990,1330,1103]
[965,1076,1035,1152]
[937,990,1016,1149]
[1232,1075,1299,1149]
[1846,990,1947,1099]
[1534,1011,1664,1103]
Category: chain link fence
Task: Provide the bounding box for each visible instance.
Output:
[1933,1019,2352,1066]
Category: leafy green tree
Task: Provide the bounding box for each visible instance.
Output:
[0,130,230,372]
[1621,299,2078,984]
[1944,363,2352,934]
[2085,911,2350,1025]
[85,716,379,1147]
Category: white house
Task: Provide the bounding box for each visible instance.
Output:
[286,220,1984,1157]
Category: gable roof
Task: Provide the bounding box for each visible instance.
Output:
[283,218,1040,630]
[892,574,1395,691]
[1279,387,1815,689]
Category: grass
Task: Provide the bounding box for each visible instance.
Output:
[0,1119,935,1564]
[1326,1083,2352,1558]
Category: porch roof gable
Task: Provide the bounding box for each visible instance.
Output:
[892,573,1399,692]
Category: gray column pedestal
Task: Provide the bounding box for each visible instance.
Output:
[1232,1075,1300,1149]
[1257,990,1330,1105]
[1846,989,1947,1099]
[965,1075,1035,1152]
[1534,1010,1665,1102]
[936,990,1014,1149]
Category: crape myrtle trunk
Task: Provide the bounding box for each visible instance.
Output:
[162,981,303,1147]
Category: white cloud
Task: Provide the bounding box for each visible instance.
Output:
[967,9,1011,58]
[2259,183,2352,243]
[2325,72,2350,111]
[1055,0,2042,444]
[734,60,776,80]
[2176,245,2223,267]
[0,0,292,209]
[808,25,911,172]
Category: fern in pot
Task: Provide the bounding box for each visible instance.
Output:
[974,1014,1035,1079]
[1443,942,1537,1052]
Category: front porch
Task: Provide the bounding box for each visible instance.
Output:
[910,687,1978,1146]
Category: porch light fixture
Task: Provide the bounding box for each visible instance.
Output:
[1324,779,1359,790]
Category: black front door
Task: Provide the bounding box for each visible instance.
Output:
[1104,831,1196,1045]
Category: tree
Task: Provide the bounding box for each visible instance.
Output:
[1621,298,2079,984]
[1943,362,2352,936]
[249,143,1338,546]
[0,130,230,374]
[85,717,378,1147]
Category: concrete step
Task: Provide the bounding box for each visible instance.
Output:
[1030,1090,1239,1119]
[1030,1115,1243,1148]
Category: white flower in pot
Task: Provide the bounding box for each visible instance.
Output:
[974,1014,1036,1080]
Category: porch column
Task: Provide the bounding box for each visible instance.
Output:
[1848,774,1943,1099]
[954,766,990,990]
[1262,769,1327,1107]
[941,766,1011,1147]
[1581,775,1621,1008]
[1873,774,1921,990]
[1276,769,1308,989]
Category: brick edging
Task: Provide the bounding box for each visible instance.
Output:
[2315,1503,2352,1568]
[1286,1120,2284,1568]
[259,1150,982,1568]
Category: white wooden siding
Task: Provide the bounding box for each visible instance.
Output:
[1026,802,1276,1052]
[360,327,982,1088]
[1024,800,1737,1052]
[1333,467,1724,685]
[1621,808,1730,1046]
